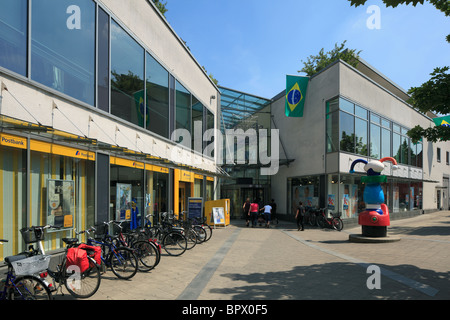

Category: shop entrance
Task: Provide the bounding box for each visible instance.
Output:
[178,181,191,215]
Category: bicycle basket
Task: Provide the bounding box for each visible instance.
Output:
[20,227,45,244]
[93,224,108,239]
[11,255,51,276]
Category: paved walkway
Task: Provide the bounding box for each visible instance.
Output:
[57,211,450,301]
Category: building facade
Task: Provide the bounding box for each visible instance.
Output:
[271,59,450,223]
[219,59,449,224]
[0,0,220,260]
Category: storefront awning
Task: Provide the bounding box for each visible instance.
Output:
[0,114,229,179]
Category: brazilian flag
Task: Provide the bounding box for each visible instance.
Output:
[285,75,309,117]
[433,115,450,127]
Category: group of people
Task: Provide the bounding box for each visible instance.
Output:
[242,198,277,228]
[242,198,306,231]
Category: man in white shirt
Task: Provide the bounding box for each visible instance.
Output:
[261,204,272,228]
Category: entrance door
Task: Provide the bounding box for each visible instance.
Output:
[437,189,441,210]
[178,182,191,218]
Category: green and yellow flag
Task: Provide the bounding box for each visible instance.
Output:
[285,75,309,117]
[433,115,450,127]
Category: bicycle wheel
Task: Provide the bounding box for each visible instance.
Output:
[64,257,101,299]
[193,225,207,243]
[203,224,213,241]
[8,275,52,300]
[162,232,187,256]
[309,213,317,226]
[317,216,325,228]
[185,229,197,250]
[109,247,138,280]
[132,240,159,272]
[332,217,344,231]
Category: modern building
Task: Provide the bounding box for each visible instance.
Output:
[0,0,222,260]
[220,59,450,224]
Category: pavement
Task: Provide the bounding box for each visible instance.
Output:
[54,211,450,302]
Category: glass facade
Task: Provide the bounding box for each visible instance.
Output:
[31,0,96,105]
[0,0,28,76]
[146,53,170,138]
[111,20,145,127]
[326,96,423,167]
[0,1,215,152]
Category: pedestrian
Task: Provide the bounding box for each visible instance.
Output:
[270,199,278,224]
[249,199,259,228]
[295,201,305,231]
[261,203,272,228]
[243,198,251,227]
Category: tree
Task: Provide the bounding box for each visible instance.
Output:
[349,0,450,143]
[152,0,168,17]
[299,41,362,76]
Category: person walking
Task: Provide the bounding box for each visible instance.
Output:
[261,203,272,228]
[243,198,251,227]
[249,199,259,228]
[270,199,278,224]
[295,201,305,231]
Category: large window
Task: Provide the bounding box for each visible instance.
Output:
[31,0,95,105]
[192,97,203,152]
[326,97,422,167]
[0,0,27,76]
[175,80,191,139]
[97,7,110,113]
[146,53,169,138]
[111,20,145,127]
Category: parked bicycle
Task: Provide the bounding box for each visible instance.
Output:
[144,213,188,256]
[76,223,138,280]
[316,208,344,231]
[192,216,213,242]
[19,225,101,299]
[111,220,161,272]
[0,239,52,300]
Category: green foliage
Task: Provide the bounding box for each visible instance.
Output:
[299,41,362,76]
[152,0,168,17]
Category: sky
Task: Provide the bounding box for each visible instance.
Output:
[164,0,450,99]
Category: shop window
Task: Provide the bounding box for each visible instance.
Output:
[0,145,27,258]
[29,150,95,253]
[0,0,27,76]
[145,170,168,225]
[31,0,95,105]
[111,20,145,127]
[146,53,170,138]
[110,164,144,226]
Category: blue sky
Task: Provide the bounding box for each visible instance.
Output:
[165,0,450,99]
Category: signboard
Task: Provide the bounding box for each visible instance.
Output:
[211,207,225,228]
[47,179,74,229]
[188,197,203,220]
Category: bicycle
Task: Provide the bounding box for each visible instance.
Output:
[192,216,213,242]
[76,224,138,280]
[0,239,52,300]
[111,220,161,272]
[20,225,101,299]
[316,209,344,231]
[144,213,187,256]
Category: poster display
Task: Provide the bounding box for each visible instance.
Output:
[116,183,132,220]
[212,207,225,226]
[47,179,74,228]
